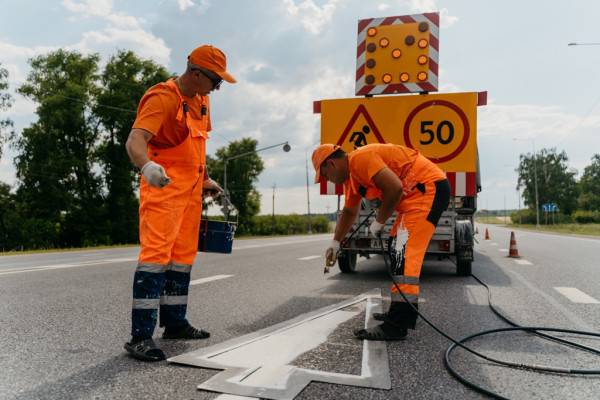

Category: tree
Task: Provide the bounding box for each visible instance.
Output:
[0,63,13,160]
[15,50,105,247]
[206,138,264,233]
[578,154,600,211]
[95,50,170,244]
[517,148,578,215]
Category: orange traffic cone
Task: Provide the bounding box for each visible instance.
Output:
[508,231,520,258]
[484,228,490,240]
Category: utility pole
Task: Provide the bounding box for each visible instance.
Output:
[305,151,312,234]
[272,183,276,233]
[532,140,540,228]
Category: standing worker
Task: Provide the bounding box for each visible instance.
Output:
[124,45,235,361]
[312,143,450,341]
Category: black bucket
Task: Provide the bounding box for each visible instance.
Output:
[198,219,237,254]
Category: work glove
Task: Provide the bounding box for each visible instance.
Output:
[203,178,223,197]
[325,239,340,267]
[141,161,171,188]
[369,219,385,237]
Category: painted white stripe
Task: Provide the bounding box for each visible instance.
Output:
[233,237,327,250]
[464,285,488,306]
[514,259,533,265]
[297,255,321,261]
[455,172,466,196]
[554,287,600,304]
[190,274,233,286]
[490,242,498,246]
[499,248,508,252]
[0,257,136,276]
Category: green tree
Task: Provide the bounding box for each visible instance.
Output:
[95,50,170,244]
[206,138,264,233]
[578,154,600,211]
[0,63,13,160]
[15,50,105,248]
[517,148,578,215]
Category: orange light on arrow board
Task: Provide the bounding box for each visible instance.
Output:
[382,73,392,83]
[379,38,389,48]
[400,72,410,82]
[367,27,377,37]
[418,39,428,49]
[417,71,428,81]
[392,49,402,59]
[418,55,428,65]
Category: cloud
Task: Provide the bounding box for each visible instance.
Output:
[282,0,341,35]
[406,0,459,28]
[377,3,391,11]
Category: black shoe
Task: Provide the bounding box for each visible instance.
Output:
[353,323,408,341]
[372,312,389,321]
[162,324,210,340]
[124,338,166,362]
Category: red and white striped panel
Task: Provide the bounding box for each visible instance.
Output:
[355,12,440,96]
[319,172,477,197]
[446,172,477,197]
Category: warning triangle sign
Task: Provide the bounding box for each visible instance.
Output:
[336,104,386,149]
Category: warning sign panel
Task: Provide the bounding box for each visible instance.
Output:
[317,92,480,172]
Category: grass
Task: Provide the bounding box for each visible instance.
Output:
[475,216,507,224]
[507,223,600,237]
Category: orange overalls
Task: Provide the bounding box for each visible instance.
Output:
[345,144,450,329]
[131,79,208,338]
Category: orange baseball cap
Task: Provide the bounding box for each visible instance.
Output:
[312,144,340,183]
[188,45,236,83]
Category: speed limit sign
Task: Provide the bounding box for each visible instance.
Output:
[316,92,482,172]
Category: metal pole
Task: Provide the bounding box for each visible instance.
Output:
[532,140,540,228]
[223,160,229,220]
[305,151,312,234]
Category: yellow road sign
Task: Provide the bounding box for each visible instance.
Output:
[317,92,479,172]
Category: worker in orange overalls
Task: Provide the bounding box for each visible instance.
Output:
[312,143,450,341]
[124,45,235,361]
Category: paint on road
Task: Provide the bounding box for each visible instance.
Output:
[190,275,234,286]
[554,287,600,304]
[0,257,136,276]
[297,255,321,261]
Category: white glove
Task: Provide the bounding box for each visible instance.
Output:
[369,219,385,236]
[141,161,171,188]
[325,239,340,267]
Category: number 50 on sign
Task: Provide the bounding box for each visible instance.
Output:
[318,92,481,172]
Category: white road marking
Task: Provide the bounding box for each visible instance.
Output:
[190,274,233,286]
[464,285,488,306]
[0,257,137,276]
[490,243,498,246]
[499,248,508,252]
[297,255,321,261]
[233,237,327,250]
[514,259,532,265]
[554,287,600,304]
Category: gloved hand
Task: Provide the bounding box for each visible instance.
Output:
[325,239,340,267]
[369,219,385,236]
[141,161,171,188]
[203,178,223,197]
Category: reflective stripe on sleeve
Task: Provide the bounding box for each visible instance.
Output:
[168,263,192,273]
[136,263,167,273]
[390,275,420,285]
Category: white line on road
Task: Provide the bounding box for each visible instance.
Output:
[190,275,233,286]
[297,255,321,261]
[499,248,508,252]
[514,259,533,265]
[554,287,600,304]
[0,257,137,276]
[232,237,327,250]
[490,243,498,246]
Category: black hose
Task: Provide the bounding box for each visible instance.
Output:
[375,236,600,399]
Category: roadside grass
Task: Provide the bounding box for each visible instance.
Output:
[475,216,507,224]
[507,223,600,237]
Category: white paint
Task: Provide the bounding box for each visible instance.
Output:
[190,275,233,286]
[490,243,498,246]
[554,287,600,304]
[464,285,488,306]
[0,257,136,276]
[233,237,327,250]
[214,395,254,400]
[514,259,533,265]
[209,309,359,389]
[297,255,321,261]
[499,248,508,252]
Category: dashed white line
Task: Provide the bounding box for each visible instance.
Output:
[499,248,508,252]
[297,255,321,261]
[490,243,498,246]
[0,257,137,275]
[233,237,327,250]
[514,259,533,265]
[554,287,600,304]
[190,275,233,286]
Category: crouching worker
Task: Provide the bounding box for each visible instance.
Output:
[312,143,450,341]
[123,45,235,361]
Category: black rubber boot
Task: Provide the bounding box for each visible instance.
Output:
[124,338,166,362]
[354,323,408,341]
[162,324,210,340]
[372,311,389,321]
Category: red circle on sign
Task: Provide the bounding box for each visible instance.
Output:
[403,100,470,164]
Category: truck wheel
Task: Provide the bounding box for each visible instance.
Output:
[338,251,357,273]
[456,256,472,276]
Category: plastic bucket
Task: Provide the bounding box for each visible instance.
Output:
[198,219,237,254]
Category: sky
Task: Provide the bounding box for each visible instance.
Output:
[1,0,600,214]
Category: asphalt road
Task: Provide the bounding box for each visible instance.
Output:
[1,227,599,400]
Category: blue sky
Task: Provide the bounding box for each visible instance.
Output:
[1,0,600,214]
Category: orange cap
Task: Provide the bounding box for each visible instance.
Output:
[188,45,236,83]
[312,144,340,183]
